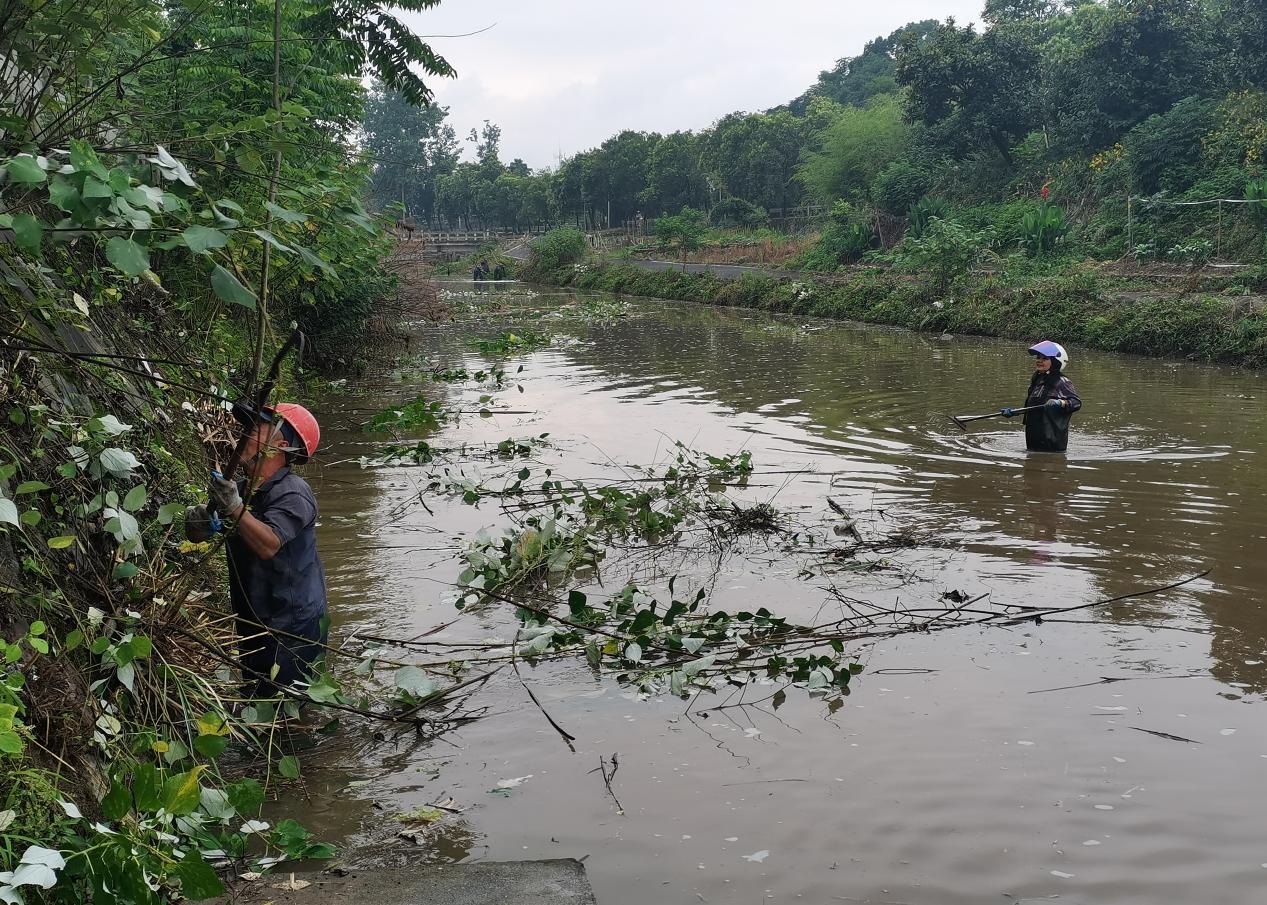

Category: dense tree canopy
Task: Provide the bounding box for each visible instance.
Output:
[354,0,1267,270]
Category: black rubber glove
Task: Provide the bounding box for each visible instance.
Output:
[184,504,214,541]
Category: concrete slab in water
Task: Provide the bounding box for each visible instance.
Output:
[237,860,596,905]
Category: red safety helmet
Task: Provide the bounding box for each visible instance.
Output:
[271,402,320,463]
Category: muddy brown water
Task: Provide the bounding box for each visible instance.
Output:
[290,284,1267,905]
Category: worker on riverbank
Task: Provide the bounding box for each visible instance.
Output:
[185,403,327,697]
[1003,341,1082,452]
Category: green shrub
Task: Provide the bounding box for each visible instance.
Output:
[1021,195,1070,256]
[655,207,708,257]
[871,160,933,215]
[891,218,995,292]
[1247,176,1267,227]
[525,228,588,277]
[708,197,769,229]
[907,196,950,239]
[795,223,877,271]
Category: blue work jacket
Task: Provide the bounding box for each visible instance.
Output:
[226,467,327,631]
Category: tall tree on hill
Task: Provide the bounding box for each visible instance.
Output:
[787,20,938,114]
[1042,0,1210,152]
[895,17,1042,165]
[1210,0,1267,93]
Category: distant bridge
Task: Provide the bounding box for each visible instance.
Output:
[391,228,521,261]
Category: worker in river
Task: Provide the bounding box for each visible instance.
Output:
[1002,340,1082,452]
[185,403,327,697]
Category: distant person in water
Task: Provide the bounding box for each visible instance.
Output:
[493,262,508,280]
[473,259,490,281]
[1002,340,1081,452]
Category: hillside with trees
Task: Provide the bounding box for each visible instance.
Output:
[369,0,1267,269]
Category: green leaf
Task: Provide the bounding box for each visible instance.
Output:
[5,154,46,184]
[393,665,439,698]
[70,140,108,179]
[0,731,24,755]
[97,447,140,476]
[122,484,146,512]
[181,225,227,254]
[226,778,264,814]
[210,265,257,309]
[132,763,162,812]
[289,242,334,274]
[162,738,189,765]
[100,779,132,820]
[15,481,49,494]
[157,502,183,525]
[28,637,48,654]
[193,734,228,758]
[63,629,84,652]
[29,620,45,636]
[89,414,133,436]
[12,213,42,252]
[252,229,292,252]
[83,176,113,198]
[104,237,150,277]
[112,562,138,580]
[19,510,40,527]
[130,636,152,658]
[172,850,224,901]
[162,765,206,815]
[265,201,307,223]
[277,755,300,779]
[47,535,76,549]
[47,177,81,212]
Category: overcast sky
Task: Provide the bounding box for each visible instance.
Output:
[402,1,984,170]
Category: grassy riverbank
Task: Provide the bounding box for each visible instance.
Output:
[536,257,1267,366]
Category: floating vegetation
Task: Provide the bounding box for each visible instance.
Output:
[456,517,604,609]
[429,364,508,385]
[512,583,865,699]
[362,396,447,433]
[359,435,549,467]
[545,296,632,320]
[470,330,552,356]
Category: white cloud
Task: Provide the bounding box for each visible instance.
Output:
[402,1,985,169]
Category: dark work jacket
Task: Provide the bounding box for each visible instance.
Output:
[227,467,327,632]
[1022,373,1082,452]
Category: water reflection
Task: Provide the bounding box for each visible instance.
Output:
[297,285,1267,905]
[534,293,1265,691]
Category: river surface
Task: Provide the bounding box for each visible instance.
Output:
[294,283,1267,905]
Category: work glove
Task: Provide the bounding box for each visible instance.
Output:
[1044,398,1065,411]
[1001,407,1016,418]
[208,473,243,517]
[184,504,215,541]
